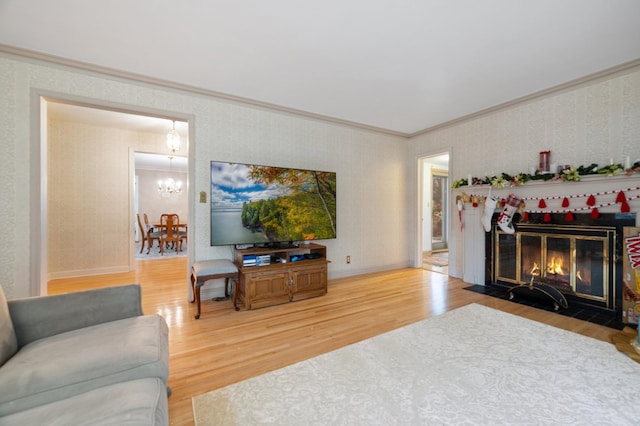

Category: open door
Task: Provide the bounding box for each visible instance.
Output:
[431,169,448,251]
[420,153,450,273]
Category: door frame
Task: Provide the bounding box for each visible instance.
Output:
[34,90,194,294]
[416,150,451,269]
[430,168,449,251]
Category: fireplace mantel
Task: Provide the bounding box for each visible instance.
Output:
[456,174,640,215]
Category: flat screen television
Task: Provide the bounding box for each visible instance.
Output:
[210,161,337,247]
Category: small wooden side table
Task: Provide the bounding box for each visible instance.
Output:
[190,260,238,319]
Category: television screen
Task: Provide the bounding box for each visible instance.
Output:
[210,161,336,246]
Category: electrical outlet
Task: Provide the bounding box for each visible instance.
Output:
[346,255,351,264]
[199,191,207,203]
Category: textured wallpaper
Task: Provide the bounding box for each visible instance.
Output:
[409,70,640,181]
[0,53,407,298]
[2,50,638,298]
[408,67,640,278]
[0,57,19,297]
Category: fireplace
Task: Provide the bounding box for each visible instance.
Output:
[487,213,636,313]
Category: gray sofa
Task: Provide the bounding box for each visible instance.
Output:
[0,284,169,425]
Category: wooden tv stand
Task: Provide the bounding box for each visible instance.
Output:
[233,243,328,310]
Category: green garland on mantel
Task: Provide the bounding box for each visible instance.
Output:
[452,161,640,189]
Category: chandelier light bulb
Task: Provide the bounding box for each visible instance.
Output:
[157,178,183,195]
[167,120,181,153]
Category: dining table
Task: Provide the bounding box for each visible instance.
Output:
[151,222,187,230]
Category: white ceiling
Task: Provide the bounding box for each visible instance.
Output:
[2,1,640,135]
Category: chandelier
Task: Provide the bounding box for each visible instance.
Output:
[167,120,181,153]
[157,156,183,196]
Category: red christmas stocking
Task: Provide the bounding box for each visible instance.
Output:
[497,194,522,234]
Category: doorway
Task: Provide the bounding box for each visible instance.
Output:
[431,169,448,251]
[134,152,188,258]
[420,153,450,273]
[44,98,190,284]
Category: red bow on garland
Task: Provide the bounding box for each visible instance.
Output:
[616,191,630,212]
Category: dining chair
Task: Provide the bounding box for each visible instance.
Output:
[143,213,163,253]
[137,213,160,254]
[175,214,188,248]
[159,213,182,255]
[136,214,147,254]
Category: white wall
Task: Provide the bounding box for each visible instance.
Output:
[408,66,640,279]
[137,169,189,227]
[0,52,408,298]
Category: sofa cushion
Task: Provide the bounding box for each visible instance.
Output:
[8,284,144,348]
[0,286,17,368]
[0,377,168,426]
[0,314,169,416]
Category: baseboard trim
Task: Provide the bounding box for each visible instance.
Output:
[47,266,130,281]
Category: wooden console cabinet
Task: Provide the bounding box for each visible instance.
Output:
[233,243,328,310]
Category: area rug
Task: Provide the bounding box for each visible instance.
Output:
[134,241,186,259]
[192,303,640,425]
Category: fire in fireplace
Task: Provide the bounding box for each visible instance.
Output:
[517,233,606,300]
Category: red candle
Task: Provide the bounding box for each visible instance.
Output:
[539,151,550,172]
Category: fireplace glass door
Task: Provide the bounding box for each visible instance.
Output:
[495,228,611,305]
[520,234,542,284]
[496,233,517,282]
[575,239,606,300]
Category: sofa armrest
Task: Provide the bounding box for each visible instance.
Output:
[8,284,144,348]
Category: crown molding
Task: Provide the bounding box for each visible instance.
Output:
[3,44,638,141]
[0,44,408,138]
[409,58,640,138]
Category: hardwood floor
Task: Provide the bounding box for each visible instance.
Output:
[48,257,619,426]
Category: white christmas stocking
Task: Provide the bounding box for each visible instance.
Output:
[497,194,522,234]
[481,195,498,232]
